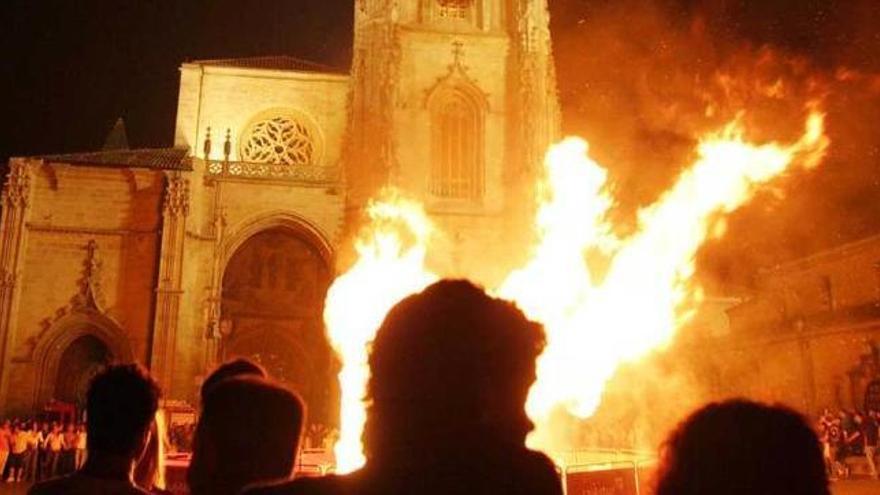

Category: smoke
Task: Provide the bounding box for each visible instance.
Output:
[538,0,880,450]
[551,0,880,292]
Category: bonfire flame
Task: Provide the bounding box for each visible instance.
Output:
[503,111,828,450]
[324,195,437,473]
[325,111,828,471]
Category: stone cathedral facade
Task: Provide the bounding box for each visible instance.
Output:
[0,0,560,420]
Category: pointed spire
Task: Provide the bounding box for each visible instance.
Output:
[223,129,232,162]
[203,127,213,159]
[102,117,130,151]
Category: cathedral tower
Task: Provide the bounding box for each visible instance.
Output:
[345,0,560,216]
[344,0,560,283]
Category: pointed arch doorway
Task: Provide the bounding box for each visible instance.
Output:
[54,335,112,407]
[220,226,339,429]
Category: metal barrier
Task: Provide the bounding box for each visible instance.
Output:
[556,450,657,495]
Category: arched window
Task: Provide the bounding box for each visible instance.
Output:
[437,0,473,20]
[430,89,485,200]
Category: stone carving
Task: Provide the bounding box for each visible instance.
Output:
[2,160,31,209]
[425,40,488,107]
[206,161,340,183]
[240,116,315,166]
[71,240,105,312]
[346,4,402,192]
[163,174,190,216]
[18,240,109,362]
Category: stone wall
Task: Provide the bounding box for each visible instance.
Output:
[0,161,163,415]
[175,64,350,168]
[714,234,880,417]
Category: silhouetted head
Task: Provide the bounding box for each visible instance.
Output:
[364,279,546,462]
[200,357,267,404]
[656,399,829,495]
[86,364,161,460]
[188,377,304,495]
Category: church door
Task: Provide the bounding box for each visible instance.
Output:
[221,227,338,428]
[54,334,112,408]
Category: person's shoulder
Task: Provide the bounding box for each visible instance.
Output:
[244,475,347,495]
[29,474,149,495]
[512,449,563,495]
[28,476,77,495]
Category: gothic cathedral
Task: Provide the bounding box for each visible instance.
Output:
[0,0,559,420]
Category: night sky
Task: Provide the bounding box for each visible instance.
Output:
[3,0,879,288]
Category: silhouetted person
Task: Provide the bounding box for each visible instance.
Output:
[200,357,267,405]
[29,363,161,495]
[655,399,830,495]
[246,279,562,495]
[187,377,305,495]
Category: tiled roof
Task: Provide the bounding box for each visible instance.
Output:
[192,55,348,75]
[41,148,192,171]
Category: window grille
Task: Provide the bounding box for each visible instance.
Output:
[240,116,315,166]
[430,90,484,200]
[437,0,472,20]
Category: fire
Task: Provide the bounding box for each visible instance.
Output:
[501,111,828,450]
[323,195,437,473]
[325,110,828,470]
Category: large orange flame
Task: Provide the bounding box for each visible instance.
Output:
[325,111,828,470]
[324,195,437,473]
[502,111,828,451]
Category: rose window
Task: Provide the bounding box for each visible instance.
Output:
[240,116,316,166]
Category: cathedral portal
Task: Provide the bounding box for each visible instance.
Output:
[220,227,338,427]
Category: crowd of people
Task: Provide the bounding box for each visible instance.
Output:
[818,408,880,479]
[3,279,837,494]
[0,419,86,483]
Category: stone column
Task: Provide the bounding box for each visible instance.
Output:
[150,172,189,396]
[0,159,33,400]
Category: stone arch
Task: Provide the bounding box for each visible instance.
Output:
[32,310,134,409]
[220,211,333,275]
[218,214,338,426]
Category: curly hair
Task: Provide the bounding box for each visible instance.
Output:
[655,399,829,495]
[363,279,546,461]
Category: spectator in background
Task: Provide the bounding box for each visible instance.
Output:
[43,423,64,479]
[655,400,829,495]
[24,422,42,481]
[0,421,10,482]
[863,410,879,480]
[61,423,78,475]
[246,280,562,495]
[74,423,87,470]
[29,364,160,495]
[8,423,29,482]
[36,422,50,481]
[187,377,304,495]
[199,358,267,406]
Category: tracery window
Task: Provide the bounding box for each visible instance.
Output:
[430,89,484,200]
[437,0,472,20]
[240,115,316,166]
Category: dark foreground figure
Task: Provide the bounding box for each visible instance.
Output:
[29,364,160,495]
[188,376,304,495]
[655,399,830,495]
[247,279,562,495]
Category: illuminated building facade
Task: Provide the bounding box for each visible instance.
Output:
[0,0,559,419]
